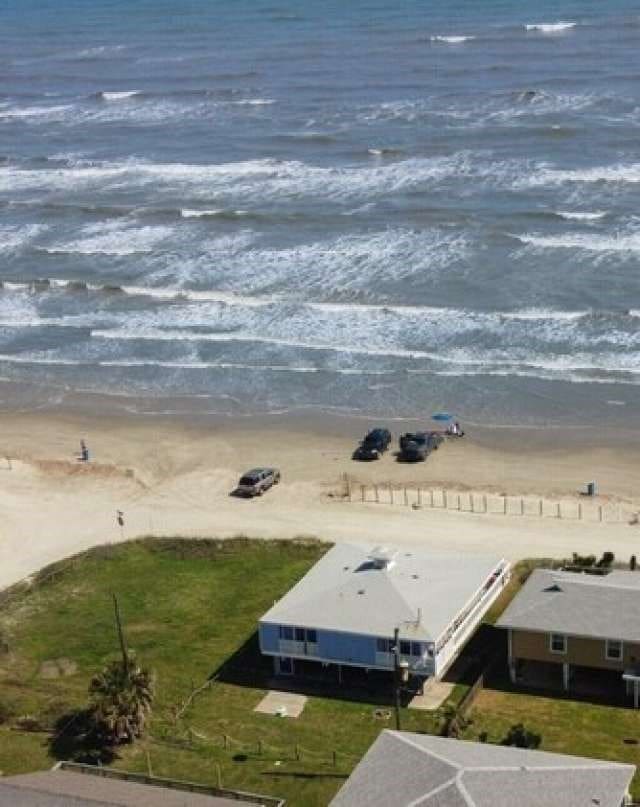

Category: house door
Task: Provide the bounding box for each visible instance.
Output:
[277,657,294,676]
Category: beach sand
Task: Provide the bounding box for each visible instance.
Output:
[0,405,639,590]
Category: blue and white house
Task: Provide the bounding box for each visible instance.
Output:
[259,543,510,680]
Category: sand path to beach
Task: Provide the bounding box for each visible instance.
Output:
[0,411,638,589]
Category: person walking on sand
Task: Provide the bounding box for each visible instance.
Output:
[77,439,89,462]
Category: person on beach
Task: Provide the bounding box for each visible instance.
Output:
[77,439,89,462]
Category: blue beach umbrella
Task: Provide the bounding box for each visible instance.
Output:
[432,412,453,422]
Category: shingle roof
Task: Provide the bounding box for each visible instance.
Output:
[260,543,506,641]
[330,732,635,807]
[0,770,270,807]
[496,568,640,641]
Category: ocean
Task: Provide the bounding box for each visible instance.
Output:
[1,0,639,424]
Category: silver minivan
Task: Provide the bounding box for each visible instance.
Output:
[235,467,281,497]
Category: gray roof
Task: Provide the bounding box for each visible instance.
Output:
[330,731,635,807]
[497,568,640,641]
[0,771,271,807]
[260,543,506,642]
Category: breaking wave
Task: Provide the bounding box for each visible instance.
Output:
[525,22,576,33]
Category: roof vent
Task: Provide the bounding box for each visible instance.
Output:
[368,546,397,570]
[357,589,365,596]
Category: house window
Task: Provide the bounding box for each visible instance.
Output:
[295,627,305,642]
[306,629,317,644]
[377,638,394,653]
[279,626,293,640]
[400,640,411,656]
[549,633,567,654]
[606,639,623,661]
[411,642,422,657]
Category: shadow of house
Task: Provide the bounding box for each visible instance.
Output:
[48,709,117,766]
[442,624,507,686]
[214,631,417,707]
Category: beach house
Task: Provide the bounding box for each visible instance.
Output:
[259,543,509,682]
[497,568,640,706]
[330,731,635,807]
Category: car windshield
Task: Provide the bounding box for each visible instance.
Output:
[239,475,259,485]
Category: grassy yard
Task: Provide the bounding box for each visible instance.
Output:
[461,686,640,798]
[0,538,451,806]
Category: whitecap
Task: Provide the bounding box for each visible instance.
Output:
[430,35,475,43]
[525,22,576,33]
[180,208,225,218]
[99,90,140,101]
[555,210,607,221]
[514,231,640,254]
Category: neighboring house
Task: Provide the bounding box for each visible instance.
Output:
[259,543,509,681]
[0,762,285,807]
[497,568,640,706]
[330,731,635,807]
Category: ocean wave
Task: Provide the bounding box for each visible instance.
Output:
[430,35,475,44]
[555,210,607,221]
[514,231,640,255]
[525,163,640,186]
[0,104,73,120]
[525,22,576,33]
[98,90,140,101]
[180,208,251,219]
[43,223,175,256]
[0,223,47,253]
[0,153,473,201]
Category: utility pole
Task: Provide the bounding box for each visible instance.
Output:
[393,626,401,731]
[113,593,129,674]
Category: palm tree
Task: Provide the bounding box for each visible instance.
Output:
[89,653,155,744]
[88,595,155,745]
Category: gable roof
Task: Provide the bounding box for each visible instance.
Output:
[330,731,635,807]
[496,568,640,641]
[260,543,505,642]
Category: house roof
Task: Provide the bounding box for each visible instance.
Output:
[0,770,276,807]
[260,543,506,642]
[496,568,640,642]
[329,731,635,807]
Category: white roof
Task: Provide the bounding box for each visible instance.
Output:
[260,543,505,641]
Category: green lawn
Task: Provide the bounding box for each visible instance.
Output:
[461,687,640,798]
[0,538,448,806]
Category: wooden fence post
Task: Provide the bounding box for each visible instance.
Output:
[430,489,434,508]
[443,490,448,509]
[389,485,394,505]
[557,502,561,519]
[361,485,365,502]
[539,499,543,517]
[404,487,408,506]
[483,494,487,513]
[374,484,379,503]
[503,497,507,515]
[599,505,603,523]
[520,497,525,516]
[417,488,422,506]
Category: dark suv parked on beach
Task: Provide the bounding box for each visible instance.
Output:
[353,428,392,461]
[399,431,442,462]
[235,467,281,497]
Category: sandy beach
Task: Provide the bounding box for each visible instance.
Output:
[1,402,639,591]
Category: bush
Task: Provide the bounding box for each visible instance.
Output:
[597,552,615,568]
[501,723,541,749]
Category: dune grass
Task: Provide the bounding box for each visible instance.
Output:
[0,537,447,806]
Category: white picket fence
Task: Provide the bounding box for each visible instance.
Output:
[343,480,637,524]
